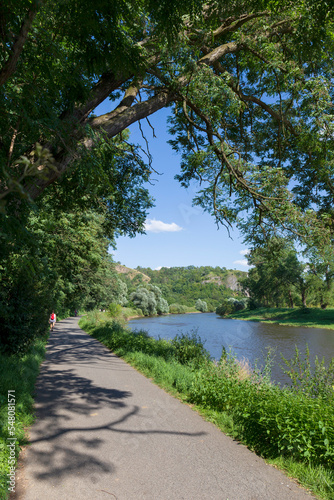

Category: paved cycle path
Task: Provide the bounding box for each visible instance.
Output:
[18,317,314,500]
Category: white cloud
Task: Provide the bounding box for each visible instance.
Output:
[154,266,171,271]
[240,249,250,256]
[233,259,249,267]
[144,219,183,233]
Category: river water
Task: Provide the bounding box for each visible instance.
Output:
[129,313,334,384]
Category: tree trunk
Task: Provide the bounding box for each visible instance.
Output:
[288,289,294,308]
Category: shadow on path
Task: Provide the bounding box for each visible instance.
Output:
[25,317,205,485]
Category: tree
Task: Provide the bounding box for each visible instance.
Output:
[195,299,208,312]
[245,238,304,308]
[0,202,120,352]
[216,297,247,316]
[1,0,334,251]
[303,242,334,309]
[0,126,153,352]
[115,280,128,307]
[216,300,234,317]
[129,284,168,316]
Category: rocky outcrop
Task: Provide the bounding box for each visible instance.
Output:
[201,273,243,292]
[115,264,150,282]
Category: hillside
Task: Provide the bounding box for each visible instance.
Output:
[115,264,151,283]
[117,265,247,311]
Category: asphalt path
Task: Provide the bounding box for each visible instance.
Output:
[17,317,315,500]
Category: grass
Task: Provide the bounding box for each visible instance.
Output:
[120,306,144,320]
[80,315,334,500]
[228,306,334,330]
[0,336,48,500]
[88,305,200,324]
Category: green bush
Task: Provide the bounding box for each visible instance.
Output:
[195,299,208,312]
[85,319,174,361]
[188,362,334,467]
[216,298,247,316]
[216,299,234,316]
[169,303,188,314]
[108,303,123,317]
[281,346,334,400]
[170,331,210,367]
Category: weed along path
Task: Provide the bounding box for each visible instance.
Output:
[18,318,315,500]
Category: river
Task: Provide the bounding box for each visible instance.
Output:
[129,313,334,384]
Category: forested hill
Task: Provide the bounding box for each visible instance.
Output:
[119,265,247,311]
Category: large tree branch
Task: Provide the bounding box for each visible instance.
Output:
[87,80,143,129]
[187,11,270,45]
[61,40,160,125]
[210,11,270,40]
[60,71,132,124]
[198,41,242,66]
[239,93,298,136]
[88,90,175,142]
[26,90,176,199]
[0,2,40,86]
[26,23,294,199]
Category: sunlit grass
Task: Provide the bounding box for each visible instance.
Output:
[229,307,334,330]
[266,457,334,500]
[0,337,47,500]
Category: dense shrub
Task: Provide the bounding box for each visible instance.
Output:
[130,285,169,316]
[0,269,51,354]
[195,299,208,312]
[108,303,123,317]
[82,319,174,360]
[170,331,210,367]
[188,362,334,467]
[216,297,247,316]
[216,299,234,316]
[281,346,334,400]
[169,303,188,314]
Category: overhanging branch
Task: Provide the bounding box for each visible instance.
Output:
[0,2,41,86]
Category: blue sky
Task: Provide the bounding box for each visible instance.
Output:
[95,102,250,271]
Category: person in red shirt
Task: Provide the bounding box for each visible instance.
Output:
[49,310,56,331]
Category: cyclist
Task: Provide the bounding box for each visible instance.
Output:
[49,310,56,331]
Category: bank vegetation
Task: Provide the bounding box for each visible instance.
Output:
[80,313,334,500]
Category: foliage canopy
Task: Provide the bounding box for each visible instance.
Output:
[1,0,334,249]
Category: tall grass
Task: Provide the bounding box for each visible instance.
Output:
[0,337,47,500]
[80,315,334,500]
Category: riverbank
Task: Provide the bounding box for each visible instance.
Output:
[115,306,200,321]
[228,307,334,330]
[79,314,334,500]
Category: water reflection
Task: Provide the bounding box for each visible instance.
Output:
[129,313,334,385]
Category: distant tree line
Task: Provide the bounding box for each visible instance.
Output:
[215,237,334,315]
[132,266,246,312]
[244,237,334,309]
